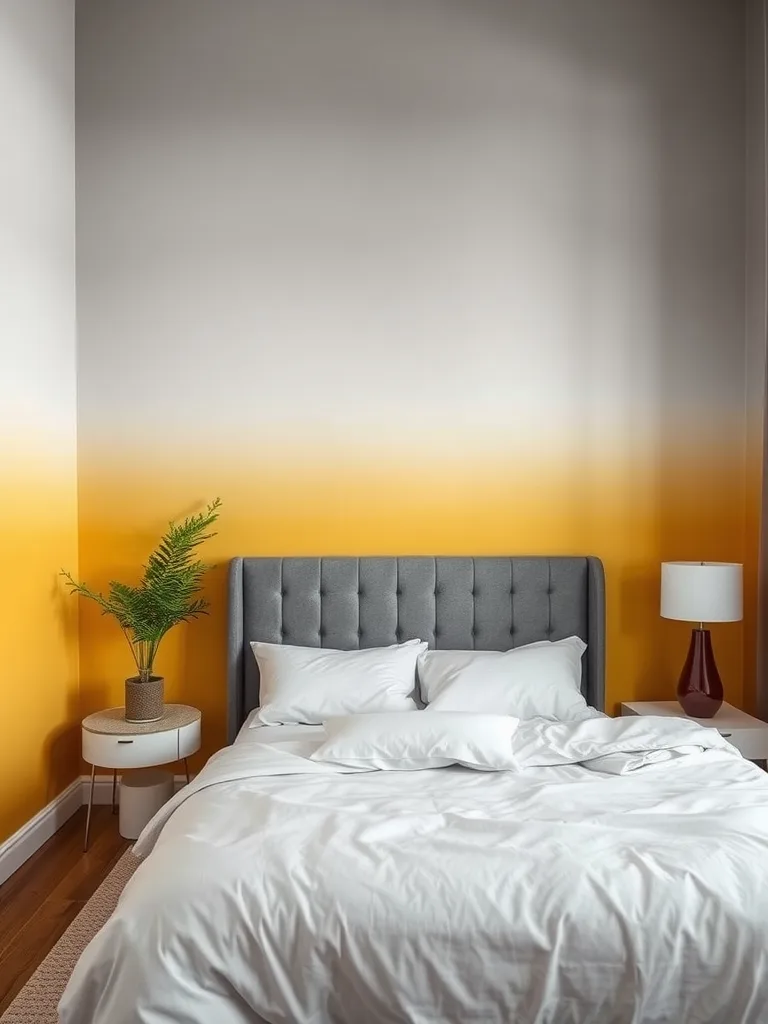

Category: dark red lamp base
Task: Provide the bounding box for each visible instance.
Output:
[676,628,723,718]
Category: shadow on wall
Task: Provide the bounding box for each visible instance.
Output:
[48,576,82,800]
[44,700,81,803]
[179,561,229,755]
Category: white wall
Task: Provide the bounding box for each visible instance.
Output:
[0,0,76,454]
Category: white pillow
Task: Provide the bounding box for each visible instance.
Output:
[418,637,590,721]
[250,640,427,726]
[311,712,520,771]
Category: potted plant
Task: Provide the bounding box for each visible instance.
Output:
[62,499,221,723]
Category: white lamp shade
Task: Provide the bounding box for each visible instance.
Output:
[660,562,742,623]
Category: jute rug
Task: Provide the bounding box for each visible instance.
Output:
[0,849,139,1023]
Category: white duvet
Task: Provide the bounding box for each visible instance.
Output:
[60,716,768,1024]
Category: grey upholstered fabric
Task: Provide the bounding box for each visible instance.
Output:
[227,557,605,742]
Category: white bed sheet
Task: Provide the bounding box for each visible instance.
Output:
[60,716,768,1024]
[235,710,324,746]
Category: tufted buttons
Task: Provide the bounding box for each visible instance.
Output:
[281,589,288,599]
[471,589,477,599]
[509,588,515,596]
[358,589,364,599]
[396,589,402,598]
[319,589,326,598]
[547,589,554,596]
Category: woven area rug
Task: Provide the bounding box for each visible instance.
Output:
[0,849,139,1023]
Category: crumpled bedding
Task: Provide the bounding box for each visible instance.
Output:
[60,715,768,1024]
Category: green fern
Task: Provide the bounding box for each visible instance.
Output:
[62,499,221,681]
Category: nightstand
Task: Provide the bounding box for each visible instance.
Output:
[620,701,768,762]
[81,704,201,850]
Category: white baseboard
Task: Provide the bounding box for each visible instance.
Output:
[0,772,191,886]
[0,779,83,887]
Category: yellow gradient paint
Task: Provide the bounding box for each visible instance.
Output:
[0,454,80,841]
[77,442,747,769]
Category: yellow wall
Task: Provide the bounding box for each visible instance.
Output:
[77,442,748,770]
[0,454,80,840]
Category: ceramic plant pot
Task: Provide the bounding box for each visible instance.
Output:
[124,675,165,723]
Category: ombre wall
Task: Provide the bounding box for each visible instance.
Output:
[76,0,754,768]
[747,0,768,720]
[0,0,78,840]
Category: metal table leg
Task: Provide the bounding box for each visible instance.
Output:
[112,769,118,814]
[84,764,96,851]
[184,757,190,785]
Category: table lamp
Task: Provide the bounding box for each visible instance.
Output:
[660,561,743,718]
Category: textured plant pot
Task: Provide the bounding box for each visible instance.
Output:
[125,675,165,723]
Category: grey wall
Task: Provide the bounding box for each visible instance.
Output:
[75,0,747,465]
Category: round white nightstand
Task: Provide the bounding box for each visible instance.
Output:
[81,704,201,850]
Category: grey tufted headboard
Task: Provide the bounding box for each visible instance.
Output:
[227,556,605,742]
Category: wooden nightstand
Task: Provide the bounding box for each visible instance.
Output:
[620,701,768,762]
[81,704,201,850]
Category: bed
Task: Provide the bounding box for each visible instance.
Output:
[60,556,768,1024]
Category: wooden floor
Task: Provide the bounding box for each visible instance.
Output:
[0,806,129,1014]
